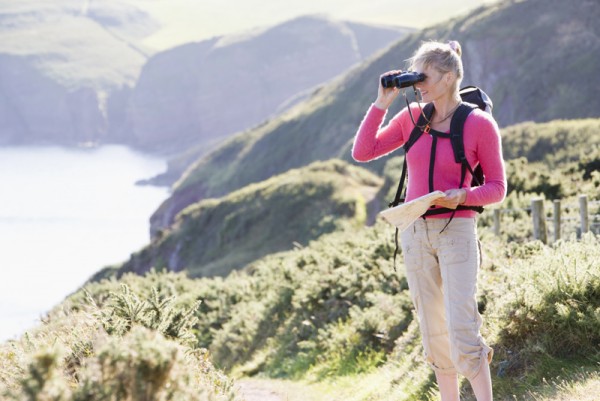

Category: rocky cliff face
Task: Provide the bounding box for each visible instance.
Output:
[148,0,600,236]
[455,0,600,127]
[118,159,383,278]
[0,2,409,151]
[128,16,410,152]
[0,0,156,146]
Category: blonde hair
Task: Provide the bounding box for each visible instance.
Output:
[408,40,463,91]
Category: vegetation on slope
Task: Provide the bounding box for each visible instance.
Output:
[51,115,596,400]
[3,1,599,398]
[0,284,238,400]
[3,116,600,396]
[4,220,598,400]
[0,0,158,89]
[150,0,600,233]
[118,159,383,278]
[501,118,600,166]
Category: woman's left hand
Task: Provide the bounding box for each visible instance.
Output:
[433,189,467,209]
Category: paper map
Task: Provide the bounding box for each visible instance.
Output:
[379,191,446,232]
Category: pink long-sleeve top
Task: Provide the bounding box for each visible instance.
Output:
[352,102,506,219]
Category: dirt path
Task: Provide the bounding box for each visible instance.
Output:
[236,379,285,401]
[235,377,323,401]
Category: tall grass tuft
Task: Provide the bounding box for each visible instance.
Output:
[485,234,600,375]
[1,283,239,401]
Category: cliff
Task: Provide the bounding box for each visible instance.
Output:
[114,159,382,278]
[0,0,156,145]
[0,2,410,151]
[149,0,600,235]
[128,15,411,155]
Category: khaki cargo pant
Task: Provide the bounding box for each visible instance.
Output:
[400,217,493,380]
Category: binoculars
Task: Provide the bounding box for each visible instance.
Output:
[381,71,426,88]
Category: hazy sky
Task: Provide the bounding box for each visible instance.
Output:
[133,0,500,50]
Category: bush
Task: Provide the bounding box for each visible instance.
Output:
[1,284,239,401]
[485,234,600,374]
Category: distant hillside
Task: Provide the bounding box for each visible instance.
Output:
[113,160,382,278]
[128,15,411,156]
[0,0,157,88]
[149,0,600,235]
[501,118,600,164]
[0,3,410,150]
[0,0,157,145]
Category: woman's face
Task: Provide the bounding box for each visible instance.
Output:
[414,64,452,103]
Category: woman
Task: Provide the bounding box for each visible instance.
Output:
[352,41,506,401]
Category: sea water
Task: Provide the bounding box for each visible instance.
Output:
[0,145,169,342]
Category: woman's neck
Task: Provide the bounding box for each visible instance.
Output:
[432,93,462,122]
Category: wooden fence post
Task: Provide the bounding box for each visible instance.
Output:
[579,195,589,235]
[493,209,501,236]
[553,199,561,242]
[531,198,547,244]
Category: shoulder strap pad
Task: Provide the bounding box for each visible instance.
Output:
[404,103,434,153]
[449,103,476,163]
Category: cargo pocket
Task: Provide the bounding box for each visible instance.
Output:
[401,230,423,272]
[439,238,472,265]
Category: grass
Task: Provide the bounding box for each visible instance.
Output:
[0,2,153,90]
[150,0,600,234]
[7,117,600,399]
[118,159,383,278]
[2,221,599,400]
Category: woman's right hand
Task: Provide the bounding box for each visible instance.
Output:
[374,70,402,110]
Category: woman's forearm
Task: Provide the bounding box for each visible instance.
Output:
[352,104,404,162]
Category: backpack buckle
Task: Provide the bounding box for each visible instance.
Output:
[423,124,431,135]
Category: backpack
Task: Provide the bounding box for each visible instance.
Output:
[389,85,493,209]
[389,86,493,268]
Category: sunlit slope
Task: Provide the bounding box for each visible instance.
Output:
[118,159,382,278]
[0,0,156,145]
[6,219,598,400]
[150,0,600,234]
[129,15,411,152]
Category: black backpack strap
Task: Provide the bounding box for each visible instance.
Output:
[432,103,481,232]
[423,205,484,217]
[390,103,434,271]
[450,103,485,187]
[404,103,434,152]
[449,103,476,163]
[389,103,434,208]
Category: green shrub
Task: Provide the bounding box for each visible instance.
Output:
[486,234,600,374]
[579,148,600,180]
[71,326,234,401]
[1,283,239,401]
[88,285,200,345]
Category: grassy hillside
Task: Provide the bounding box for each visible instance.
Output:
[0,0,157,89]
[143,116,600,280]
[4,219,598,400]
[117,159,383,278]
[501,118,600,165]
[0,282,239,400]
[3,123,599,398]
[151,0,600,233]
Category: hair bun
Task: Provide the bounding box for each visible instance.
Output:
[448,40,462,57]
